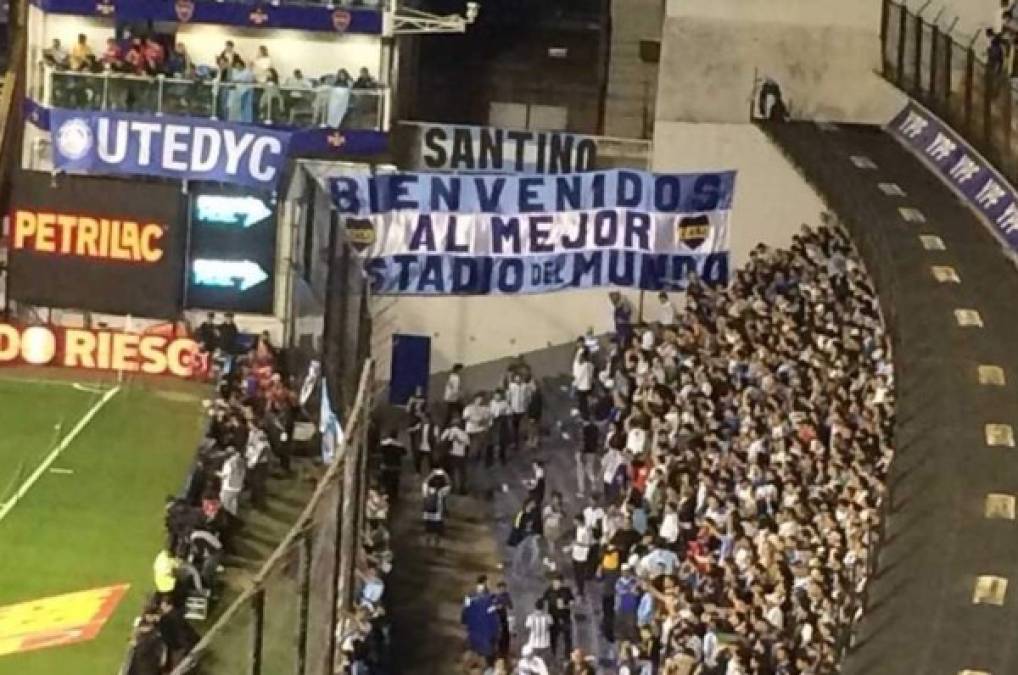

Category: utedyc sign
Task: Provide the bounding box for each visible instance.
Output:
[8,171,186,318]
[50,109,292,190]
[330,169,736,295]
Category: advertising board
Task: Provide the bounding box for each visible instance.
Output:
[7,172,186,318]
[0,324,201,378]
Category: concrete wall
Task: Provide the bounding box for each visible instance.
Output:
[371,288,643,380]
[653,121,827,266]
[658,0,905,125]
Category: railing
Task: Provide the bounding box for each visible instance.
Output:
[38,65,387,131]
[881,0,1018,186]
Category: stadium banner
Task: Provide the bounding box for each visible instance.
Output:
[0,324,203,379]
[31,0,383,35]
[8,171,186,318]
[889,101,1018,251]
[329,169,735,295]
[401,122,599,173]
[50,108,292,190]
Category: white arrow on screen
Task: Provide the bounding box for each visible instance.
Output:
[195,195,273,228]
[192,259,269,291]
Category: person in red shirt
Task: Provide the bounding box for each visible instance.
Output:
[101,37,122,70]
[124,38,145,74]
[143,37,165,73]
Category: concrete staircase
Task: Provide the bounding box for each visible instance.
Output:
[603,0,663,139]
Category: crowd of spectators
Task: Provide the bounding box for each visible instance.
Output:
[43,34,381,126]
[125,312,304,675]
[450,220,894,675]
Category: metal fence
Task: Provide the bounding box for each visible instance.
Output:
[881,0,1018,185]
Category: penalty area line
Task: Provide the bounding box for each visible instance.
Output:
[0,385,120,524]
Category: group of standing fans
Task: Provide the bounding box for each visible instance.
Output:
[126,313,301,674]
[458,222,894,675]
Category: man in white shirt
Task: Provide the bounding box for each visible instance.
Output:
[462,393,491,461]
[444,364,464,424]
[244,421,271,509]
[657,291,677,327]
[507,374,534,451]
[218,447,246,516]
[441,417,470,494]
[572,348,594,418]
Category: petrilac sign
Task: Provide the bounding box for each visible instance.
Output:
[51,109,291,189]
[410,122,598,174]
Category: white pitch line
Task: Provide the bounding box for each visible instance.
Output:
[0,385,120,524]
[48,468,74,475]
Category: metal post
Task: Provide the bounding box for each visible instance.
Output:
[913,15,923,96]
[296,531,313,675]
[944,34,953,107]
[157,76,164,115]
[984,60,993,149]
[102,73,109,110]
[880,0,890,75]
[896,4,907,86]
[326,475,343,675]
[929,24,939,103]
[1003,78,1012,162]
[965,48,974,133]
[250,589,265,675]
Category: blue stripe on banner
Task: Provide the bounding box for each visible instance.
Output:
[363,251,730,295]
[330,170,737,216]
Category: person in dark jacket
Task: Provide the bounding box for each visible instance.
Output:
[126,619,166,675]
[461,575,501,666]
[158,596,199,667]
[508,497,542,572]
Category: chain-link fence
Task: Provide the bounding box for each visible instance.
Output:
[882,0,1018,184]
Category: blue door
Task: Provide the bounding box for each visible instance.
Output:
[389,333,430,405]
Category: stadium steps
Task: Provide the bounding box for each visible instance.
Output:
[760,120,1018,675]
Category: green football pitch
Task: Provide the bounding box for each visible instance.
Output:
[0,371,207,675]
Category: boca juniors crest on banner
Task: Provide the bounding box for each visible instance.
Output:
[329,169,737,295]
[50,108,292,190]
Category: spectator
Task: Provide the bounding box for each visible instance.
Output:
[69,33,93,71]
[253,45,273,83]
[656,290,676,328]
[219,40,236,64]
[143,36,165,74]
[166,43,193,79]
[217,313,239,354]
[462,576,501,667]
[517,645,550,675]
[508,496,541,572]
[421,467,451,548]
[123,38,146,75]
[463,392,492,461]
[540,574,575,661]
[217,446,245,517]
[444,363,464,423]
[157,596,199,668]
[379,428,406,503]
[441,414,470,494]
[125,619,166,675]
[284,68,312,90]
[259,68,284,121]
[523,599,553,664]
[101,37,122,70]
[353,66,377,89]
[44,38,69,68]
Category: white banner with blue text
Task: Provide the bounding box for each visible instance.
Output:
[329,169,736,296]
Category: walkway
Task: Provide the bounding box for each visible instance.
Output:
[387,345,610,673]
